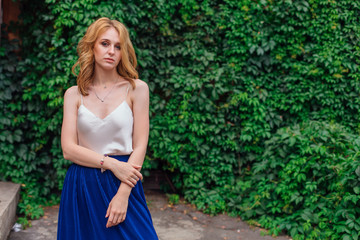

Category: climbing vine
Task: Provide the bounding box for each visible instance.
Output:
[1,0,360,238]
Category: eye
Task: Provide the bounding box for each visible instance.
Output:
[101,42,109,46]
[116,45,121,50]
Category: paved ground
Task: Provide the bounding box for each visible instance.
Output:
[8,190,290,240]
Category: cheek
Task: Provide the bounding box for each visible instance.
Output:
[93,45,104,57]
[93,47,100,59]
[116,51,122,62]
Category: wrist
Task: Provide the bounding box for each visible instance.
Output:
[102,156,116,171]
[117,183,132,196]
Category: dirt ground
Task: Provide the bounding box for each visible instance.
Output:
[8,190,291,240]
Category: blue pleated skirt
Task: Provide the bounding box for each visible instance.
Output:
[57,155,159,240]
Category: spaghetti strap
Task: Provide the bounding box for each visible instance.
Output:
[125,83,130,98]
[80,94,83,105]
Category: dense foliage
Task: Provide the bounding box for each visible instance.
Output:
[1,0,360,238]
[241,120,360,239]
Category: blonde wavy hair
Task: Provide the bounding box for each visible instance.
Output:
[72,17,138,95]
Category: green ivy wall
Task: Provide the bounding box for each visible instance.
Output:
[1,0,360,239]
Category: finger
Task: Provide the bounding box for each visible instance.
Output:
[116,216,123,225]
[128,178,136,186]
[108,213,114,227]
[132,164,141,169]
[126,180,135,188]
[118,213,124,223]
[133,176,140,182]
[135,171,143,180]
[108,215,117,228]
[105,205,110,218]
[130,177,137,185]
[121,213,127,222]
[106,219,111,228]
[112,216,119,226]
[111,213,122,226]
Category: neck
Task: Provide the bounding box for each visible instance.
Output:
[92,66,120,86]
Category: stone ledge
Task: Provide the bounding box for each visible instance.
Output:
[0,182,20,240]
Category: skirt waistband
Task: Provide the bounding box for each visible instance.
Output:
[107,154,130,162]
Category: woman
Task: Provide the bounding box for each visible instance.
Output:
[58,17,158,239]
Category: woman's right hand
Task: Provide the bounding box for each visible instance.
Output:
[109,158,143,187]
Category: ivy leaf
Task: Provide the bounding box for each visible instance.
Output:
[355,166,360,177]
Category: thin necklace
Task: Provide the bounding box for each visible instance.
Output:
[93,82,117,102]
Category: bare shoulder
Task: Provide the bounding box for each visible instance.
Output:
[64,85,79,97]
[134,79,149,89]
[64,86,81,106]
[132,79,149,95]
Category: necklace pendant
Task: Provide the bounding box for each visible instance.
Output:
[93,80,117,103]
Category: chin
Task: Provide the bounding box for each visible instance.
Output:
[96,63,118,71]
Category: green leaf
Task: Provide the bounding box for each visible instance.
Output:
[355,166,360,177]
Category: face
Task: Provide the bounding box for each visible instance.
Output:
[93,27,121,71]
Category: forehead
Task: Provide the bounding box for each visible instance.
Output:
[97,27,120,43]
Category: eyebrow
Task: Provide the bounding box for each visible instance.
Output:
[100,38,120,44]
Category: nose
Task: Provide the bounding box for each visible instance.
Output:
[108,45,115,55]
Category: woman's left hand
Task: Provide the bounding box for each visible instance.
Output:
[105,193,129,228]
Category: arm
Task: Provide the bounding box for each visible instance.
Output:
[105,80,150,228]
[61,86,142,187]
[117,79,150,195]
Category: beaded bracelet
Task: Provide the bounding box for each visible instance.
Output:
[100,154,108,173]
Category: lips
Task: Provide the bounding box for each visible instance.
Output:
[104,58,115,63]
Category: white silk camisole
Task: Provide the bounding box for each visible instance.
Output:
[77,83,133,155]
